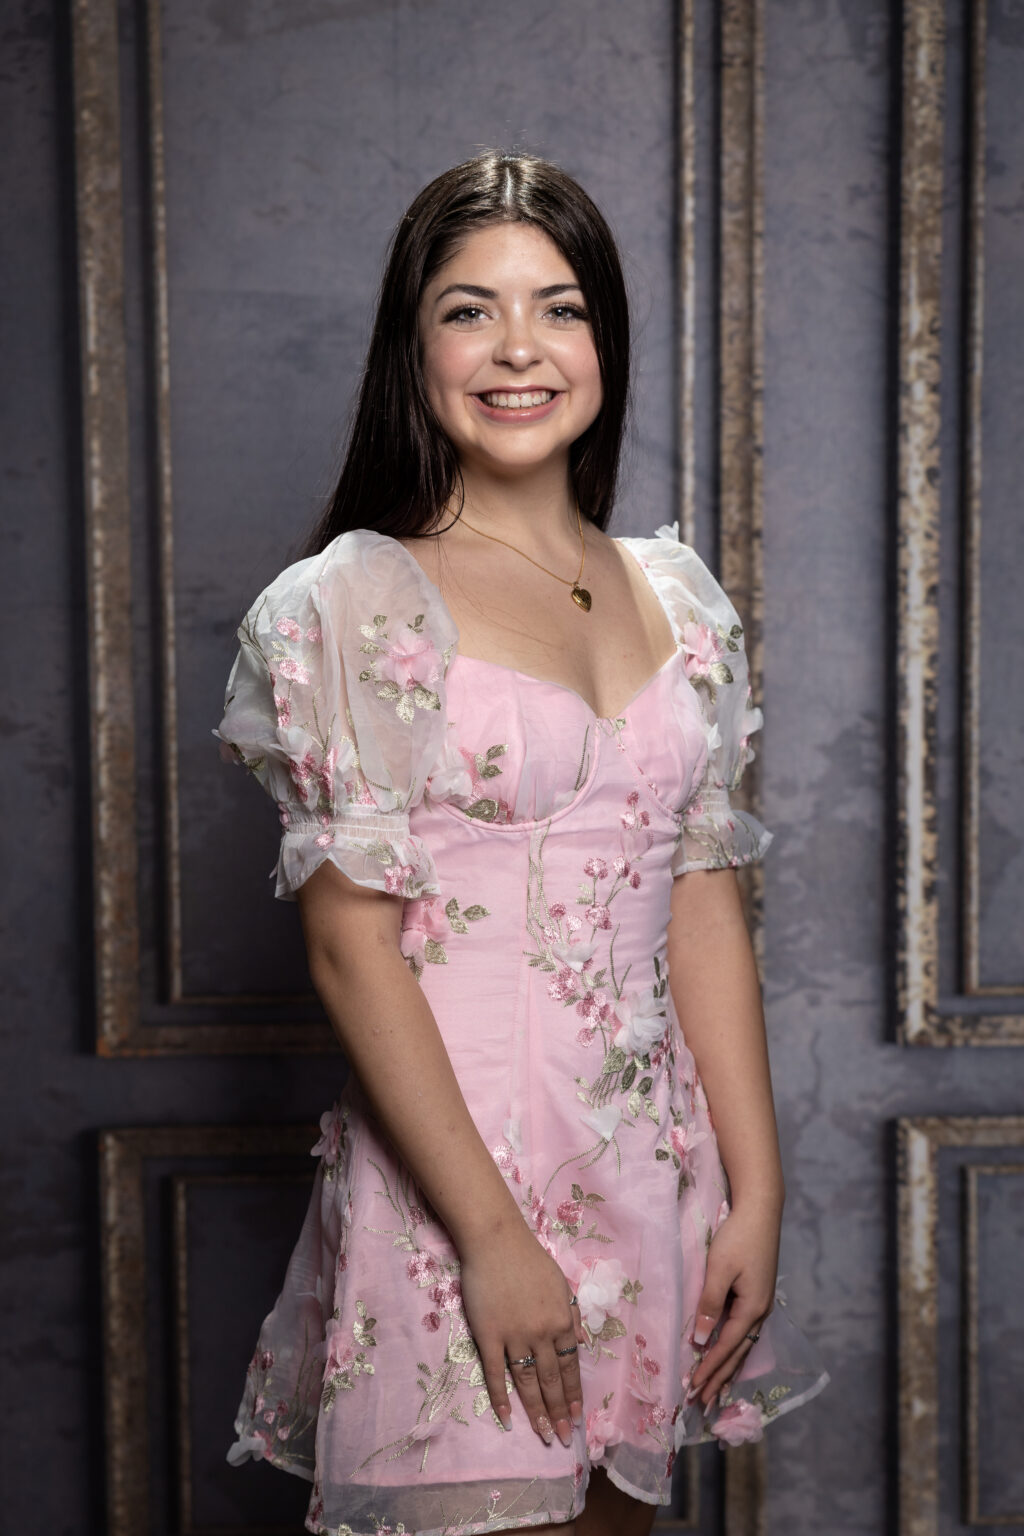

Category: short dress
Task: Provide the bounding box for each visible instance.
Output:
[215,523,830,1536]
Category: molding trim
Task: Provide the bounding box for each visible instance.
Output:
[100,1124,317,1536]
[896,1116,1024,1536]
[895,0,1024,1043]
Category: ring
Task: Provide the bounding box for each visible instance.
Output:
[509,1354,537,1369]
[555,1344,578,1357]
[745,1331,760,1344]
[569,1294,579,1307]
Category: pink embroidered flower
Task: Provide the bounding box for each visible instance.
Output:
[306,624,322,644]
[430,1275,463,1314]
[583,856,608,879]
[576,1026,596,1046]
[259,1349,274,1371]
[613,987,667,1056]
[311,1104,344,1163]
[681,619,726,680]
[557,1198,584,1228]
[613,856,630,877]
[548,901,567,920]
[408,1205,426,1227]
[384,863,415,896]
[277,1423,291,1440]
[314,830,334,850]
[324,1319,355,1374]
[670,1122,709,1163]
[274,694,292,727]
[548,966,578,1003]
[421,1312,441,1332]
[643,1356,661,1376]
[378,627,443,692]
[711,1399,764,1445]
[585,903,612,929]
[634,1331,647,1349]
[629,871,642,889]
[586,1405,624,1461]
[576,1256,626,1332]
[275,616,302,641]
[407,1252,439,1286]
[529,1193,551,1237]
[277,657,310,685]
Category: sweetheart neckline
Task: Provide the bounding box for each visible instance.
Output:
[385,532,683,722]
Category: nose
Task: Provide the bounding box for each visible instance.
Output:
[492,305,542,371]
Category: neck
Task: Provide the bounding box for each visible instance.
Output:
[450,459,579,547]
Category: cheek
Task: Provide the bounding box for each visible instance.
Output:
[422,333,482,402]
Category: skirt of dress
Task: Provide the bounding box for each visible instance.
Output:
[227,1055,830,1536]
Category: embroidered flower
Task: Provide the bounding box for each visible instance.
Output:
[427,734,475,804]
[548,901,567,919]
[576,1257,627,1332]
[277,657,311,685]
[384,863,415,896]
[585,903,612,930]
[681,620,727,680]
[274,694,292,727]
[583,857,608,879]
[548,966,579,1002]
[711,1398,764,1445]
[275,616,302,641]
[613,987,668,1056]
[670,1122,708,1163]
[305,624,322,644]
[400,897,450,962]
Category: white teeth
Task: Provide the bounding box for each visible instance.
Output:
[480,390,555,409]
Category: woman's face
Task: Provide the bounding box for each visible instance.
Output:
[417,221,603,483]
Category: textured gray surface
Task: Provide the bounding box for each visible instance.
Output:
[2,0,1022,1531]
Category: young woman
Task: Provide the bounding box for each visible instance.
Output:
[217,150,828,1536]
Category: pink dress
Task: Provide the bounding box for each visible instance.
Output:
[215,524,829,1535]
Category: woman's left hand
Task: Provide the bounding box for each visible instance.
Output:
[685,1197,782,1407]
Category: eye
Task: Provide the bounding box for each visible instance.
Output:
[546,303,590,324]
[441,304,488,325]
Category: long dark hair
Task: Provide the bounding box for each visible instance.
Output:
[303,150,631,555]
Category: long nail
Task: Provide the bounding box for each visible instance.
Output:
[497,1405,512,1431]
[693,1313,716,1347]
[569,1400,583,1427]
[536,1415,554,1445]
[556,1418,572,1447]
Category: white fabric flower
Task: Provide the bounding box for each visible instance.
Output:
[581,1104,622,1142]
[551,936,597,972]
[576,1257,627,1332]
[426,734,474,804]
[226,1432,268,1466]
[613,988,667,1056]
[654,521,680,542]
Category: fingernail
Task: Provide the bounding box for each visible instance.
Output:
[684,1383,699,1402]
[693,1313,716,1347]
[569,1401,583,1427]
[536,1415,554,1445]
[556,1418,572,1448]
[497,1405,512,1431]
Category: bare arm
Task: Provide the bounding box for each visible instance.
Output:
[666,866,784,1404]
[296,858,585,1446]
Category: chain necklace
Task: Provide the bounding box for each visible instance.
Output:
[455,500,593,612]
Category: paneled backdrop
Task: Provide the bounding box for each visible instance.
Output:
[1,1,1021,1533]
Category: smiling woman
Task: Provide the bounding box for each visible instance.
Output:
[215,150,829,1536]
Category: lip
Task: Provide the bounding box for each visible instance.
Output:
[470,389,564,424]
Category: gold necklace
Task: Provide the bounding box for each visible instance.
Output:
[456,500,593,612]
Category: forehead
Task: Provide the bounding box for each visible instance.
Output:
[426,222,579,290]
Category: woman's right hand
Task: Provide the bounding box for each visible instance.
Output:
[458,1222,586,1448]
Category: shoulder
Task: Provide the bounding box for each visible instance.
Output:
[616,524,744,637]
[243,529,458,654]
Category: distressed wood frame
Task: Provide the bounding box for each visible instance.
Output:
[895,0,1024,1044]
[896,1116,1024,1536]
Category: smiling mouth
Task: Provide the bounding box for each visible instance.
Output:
[476,389,558,409]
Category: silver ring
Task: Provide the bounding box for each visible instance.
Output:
[509,1354,537,1369]
[569,1294,579,1307]
[556,1344,578,1357]
[745,1330,760,1344]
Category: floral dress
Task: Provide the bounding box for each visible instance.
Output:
[215,524,829,1536]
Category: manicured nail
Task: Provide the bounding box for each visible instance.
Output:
[536,1415,554,1445]
[497,1405,512,1431]
[693,1313,716,1347]
[556,1418,572,1447]
[569,1400,583,1427]
[685,1383,699,1402]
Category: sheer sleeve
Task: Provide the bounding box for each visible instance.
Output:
[643,524,773,875]
[214,530,457,901]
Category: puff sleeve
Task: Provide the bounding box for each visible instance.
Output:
[644,524,773,875]
[214,530,457,901]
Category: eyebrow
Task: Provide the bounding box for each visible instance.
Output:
[432,282,584,307]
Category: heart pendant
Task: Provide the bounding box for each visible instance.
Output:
[571,585,592,612]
